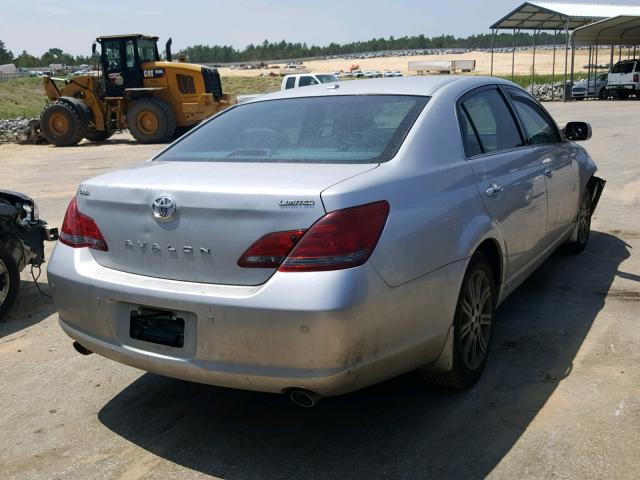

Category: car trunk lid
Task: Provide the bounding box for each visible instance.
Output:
[77,160,377,286]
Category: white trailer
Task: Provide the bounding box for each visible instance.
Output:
[408,60,476,74]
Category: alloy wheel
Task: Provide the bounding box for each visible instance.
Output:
[577,191,591,244]
[459,268,492,371]
[0,258,9,305]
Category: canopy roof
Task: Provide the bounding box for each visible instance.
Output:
[573,15,640,44]
[491,2,640,30]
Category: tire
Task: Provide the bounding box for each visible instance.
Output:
[173,125,194,139]
[83,126,114,142]
[127,98,176,144]
[421,252,496,389]
[39,101,83,146]
[613,90,630,100]
[598,88,607,100]
[0,245,20,319]
[565,187,592,254]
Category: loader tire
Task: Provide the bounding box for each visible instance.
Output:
[128,98,176,144]
[39,101,83,146]
[83,126,114,142]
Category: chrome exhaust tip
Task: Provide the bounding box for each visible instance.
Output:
[72,341,93,356]
[289,389,323,408]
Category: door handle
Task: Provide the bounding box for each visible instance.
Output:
[543,167,554,177]
[485,183,504,197]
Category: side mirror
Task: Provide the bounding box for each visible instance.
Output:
[92,42,97,56]
[564,121,592,141]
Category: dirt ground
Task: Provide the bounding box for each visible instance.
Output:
[219,48,622,77]
[0,99,639,480]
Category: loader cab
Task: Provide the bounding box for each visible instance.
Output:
[97,35,160,97]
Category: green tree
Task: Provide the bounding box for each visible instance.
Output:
[14,50,39,68]
[0,39,14,65]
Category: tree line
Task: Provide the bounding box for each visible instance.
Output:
[0,41,92,68]
[180,32,568,63]
[1,31,567,68]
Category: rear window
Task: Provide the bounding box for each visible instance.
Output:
[158,95,429,164]
[611,61,635,74]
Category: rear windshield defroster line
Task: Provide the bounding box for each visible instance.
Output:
[156,95,430,164]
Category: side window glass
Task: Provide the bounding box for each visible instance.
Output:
[125,40,135,69]
[458,108,482,157]
[103,41,121,71]
[508,91,560,145]
[460,88,522,154]
[285,77,295,89]
[299,76,318,87]
[610,63,620,73]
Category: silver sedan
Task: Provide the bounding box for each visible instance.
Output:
[47,77,604,406]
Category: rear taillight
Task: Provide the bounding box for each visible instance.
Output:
[634,73,639,83]
[59,198,108,251]
[238,201,389,272]
[237,229,306,268]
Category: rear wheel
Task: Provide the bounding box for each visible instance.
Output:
[598,88,607,100]
[421,252,495,389]
[40,101,83,146]
[613,90,630,100]
[0,246,19,319]
[565,187,592,254]
[128,98,176,144]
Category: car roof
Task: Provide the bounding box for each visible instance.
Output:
[247,76,517,103]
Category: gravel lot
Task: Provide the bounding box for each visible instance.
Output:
[1,101,638,480]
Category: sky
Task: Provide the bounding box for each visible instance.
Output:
[2,0,640,56]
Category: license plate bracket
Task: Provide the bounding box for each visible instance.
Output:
[130,307,185,348]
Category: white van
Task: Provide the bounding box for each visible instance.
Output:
[281,73,338,90]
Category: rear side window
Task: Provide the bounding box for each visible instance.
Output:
[459,88,523,155]
[285,77,295,89]
[459,109,483,157]
[507,89,560,145]
[299,76,319,87]
[157,95,429,164]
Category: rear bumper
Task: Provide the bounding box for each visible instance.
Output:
[47,244,461,396]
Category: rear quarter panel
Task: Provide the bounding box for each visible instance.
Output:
[321,81,505,288]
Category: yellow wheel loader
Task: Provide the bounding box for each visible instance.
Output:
[38,34,236,146]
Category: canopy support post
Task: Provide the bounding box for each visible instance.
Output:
[490,29,496,76]
[563,20,570,102]
[593,43,599,100]
[610,44,614,68]
[570,31,576,102]
[587,45,592,96]
[531,29,538,95]
[512,28,517,80]
[552,30,557,89]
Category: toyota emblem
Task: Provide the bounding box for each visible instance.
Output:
[152,196,177,221]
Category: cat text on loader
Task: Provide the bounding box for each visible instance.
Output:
[38,34,236,146]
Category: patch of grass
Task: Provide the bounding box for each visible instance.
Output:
[0,77,48,119]
[221,76,282,95]
[0,76,282,120]
[498,73,588,88]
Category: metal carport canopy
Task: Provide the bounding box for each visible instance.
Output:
[491,2,640,30]
[572,15,640,45]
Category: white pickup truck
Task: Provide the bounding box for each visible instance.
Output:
[281,73,338,90]
[606,59,640,99]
